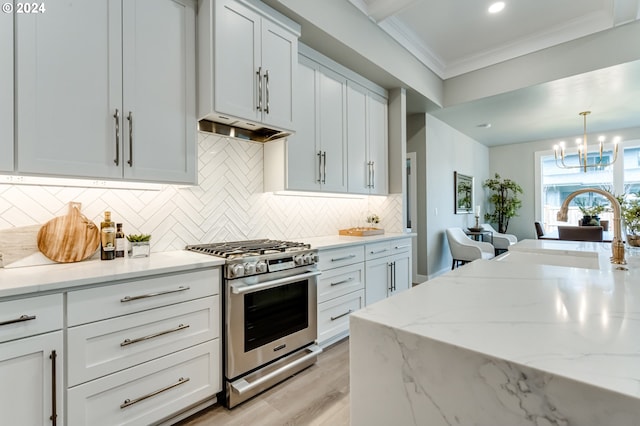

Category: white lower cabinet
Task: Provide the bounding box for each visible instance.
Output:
[316,245,365,346]
[365,238,412,306]
[67,340,219,426]
[66,268,221,426]
[0,294,64,425]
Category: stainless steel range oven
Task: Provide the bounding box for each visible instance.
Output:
[186,240,322,408]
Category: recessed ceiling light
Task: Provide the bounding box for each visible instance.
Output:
[488,2,505,14]
[477,123,492,128]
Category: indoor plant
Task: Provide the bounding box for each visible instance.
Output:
[127,233,151,257]
[575,198,608,226]
[483,173,523,234]
[622,193,640,247]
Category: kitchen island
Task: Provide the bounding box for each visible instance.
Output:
[350,239,640,426]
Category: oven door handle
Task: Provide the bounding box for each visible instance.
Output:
[229,271,322,295]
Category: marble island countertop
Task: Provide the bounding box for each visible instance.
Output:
[350,239,640,426]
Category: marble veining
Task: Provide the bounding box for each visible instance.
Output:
[350,240,640,425]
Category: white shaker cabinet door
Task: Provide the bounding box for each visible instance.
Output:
[367,91,388,195]
[0,331,64,426]
[286,56,320,191]
[0,9,12,172]
[213,0,261,124]
[346,81,368,194]
[16,0,123,179]
[260,18,297,130]
[122,0,196,184]
[318,66,347,193]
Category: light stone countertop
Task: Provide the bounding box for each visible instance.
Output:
[301,232,415,250]
[0,250,224,299]
[350,239,640,425]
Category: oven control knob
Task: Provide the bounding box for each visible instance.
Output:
[294,254,305,265]
[244,262,256,275]
[229,263,244,278]
[303,253,314,264]
[255,260,268,273]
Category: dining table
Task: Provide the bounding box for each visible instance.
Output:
[539,228,613,242]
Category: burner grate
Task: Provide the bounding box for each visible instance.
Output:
[185,239,310,258]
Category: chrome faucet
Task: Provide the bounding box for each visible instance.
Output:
[557,188,625,264]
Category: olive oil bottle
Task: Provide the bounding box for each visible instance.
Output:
[100,211,116,260]
[115,223,125,258]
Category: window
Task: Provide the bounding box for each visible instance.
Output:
[537,141,640,233]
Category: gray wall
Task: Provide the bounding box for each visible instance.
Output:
[408,113,489,280]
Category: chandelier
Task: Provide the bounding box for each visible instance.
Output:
[553,111,620,173]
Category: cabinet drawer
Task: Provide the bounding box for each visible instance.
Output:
[67,340,220,426]
[317,262,364,304]
[68,269,220,326]
[318,290,364,345]
[389,238,412,255]
[68,296,219,387]
[365,241,392,260]
[0,294,62,343]
[318,245,364,270]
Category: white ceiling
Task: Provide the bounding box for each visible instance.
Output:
[347,0,640,146]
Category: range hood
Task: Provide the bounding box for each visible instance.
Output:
[198,117,292,143]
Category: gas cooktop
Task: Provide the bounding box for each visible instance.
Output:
[185,239,311,259]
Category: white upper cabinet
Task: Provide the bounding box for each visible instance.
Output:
[200,0,299,131]
[15,0,196,184]
[121,0,196,183]
[318,66,348,193]
[265,45,387,195]
[347,81,388,195]
[0,9,13,172]
[264,54,347,193]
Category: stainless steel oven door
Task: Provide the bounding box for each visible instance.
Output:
[225,267,319,380]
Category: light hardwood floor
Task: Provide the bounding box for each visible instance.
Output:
[177,339,350,426]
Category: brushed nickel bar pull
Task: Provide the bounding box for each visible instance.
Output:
[330,277,354,286]
[120,286,190,303]
[120,324,190,347]
[256,67,262,111]
[113,109,120,166]
[0,314,36,326]
[330,254,356,262]
[322,151,327,184]
[264,69,270,114]
[317,151,322,183]
[367,161,372,188]
[388,262,393,291]
[330,309,353,321]
[127,111,133,166]
[369,249,389,255]
[394,245,411,249]
[50,350,57,426]
[392,261,396,292]
[371,161,375,189]
[120,377,190,409]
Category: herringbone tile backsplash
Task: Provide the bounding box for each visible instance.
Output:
[0,133,402,252]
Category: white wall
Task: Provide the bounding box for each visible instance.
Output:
[407,114,489,280]
[0,133,403,254]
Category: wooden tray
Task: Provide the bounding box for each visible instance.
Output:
[339,227,384,237]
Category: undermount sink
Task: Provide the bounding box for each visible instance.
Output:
[495,250,601,269]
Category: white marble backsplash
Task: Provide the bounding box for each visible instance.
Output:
[0,133,402,252]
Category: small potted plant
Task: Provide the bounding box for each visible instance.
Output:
[366,214,380,229]
[622,193,640,247]
[575,198,608,226]
[127,233,151,257]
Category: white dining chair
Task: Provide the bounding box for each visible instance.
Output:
[445,227,495,269]
[481,223,517,254]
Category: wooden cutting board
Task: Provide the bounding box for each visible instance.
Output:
[0,224,48,268]
[37,202,100,263]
